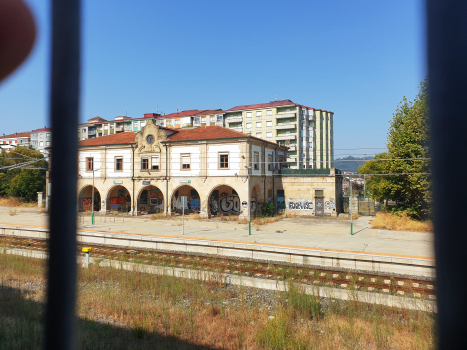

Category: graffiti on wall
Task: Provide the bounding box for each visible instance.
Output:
[277,197,286,210]
[110,194,130,211]
[219,195,241,214]
[324,199,335,215]
[173,189,200,213]
[81,198,92,211]
[288,199,313,210]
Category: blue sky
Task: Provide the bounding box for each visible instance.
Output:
[0,0,425,157]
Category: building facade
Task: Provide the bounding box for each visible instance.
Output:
[77,120,341,218]
[31,128,52,155]
[224,100,333,170]
[0,132,31,152]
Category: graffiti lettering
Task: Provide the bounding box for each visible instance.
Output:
[325,200,335,208]
[81,198,92,211]
[288,200,313,210]
[220,196,240,214]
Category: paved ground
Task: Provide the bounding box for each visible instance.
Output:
[0,207,434,258]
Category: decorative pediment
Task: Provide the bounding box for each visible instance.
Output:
[135,119,167,155]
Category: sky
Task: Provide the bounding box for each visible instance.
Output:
[0,0,426,157]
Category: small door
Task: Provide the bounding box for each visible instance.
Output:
[315,197,324,216]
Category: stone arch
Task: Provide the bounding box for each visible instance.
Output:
[78,185,101,212]
[207,184,242,217]
[106,184,131,212]
[170,184,201,214]
[136,185,164,214]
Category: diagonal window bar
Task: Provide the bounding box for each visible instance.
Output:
[44,1,81,349]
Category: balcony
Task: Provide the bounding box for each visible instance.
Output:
[286,157,297,163]
[275,112,296,119]
[226,116,243,123]
[88,129,96,135]
[275,123,296,130]
[97,128,102,132]
[275,134,297,141]
[307,115,314,121]
[115,126,124,132]
[287,144,297,151]
[215,121,224,126]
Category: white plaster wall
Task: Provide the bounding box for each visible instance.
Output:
[207,144,241,176]
[170,145,201,177]
[106,149,132,178]
[78,151,102,178]
[251,144,262,176]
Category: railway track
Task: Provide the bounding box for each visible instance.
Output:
[0,235,436,299]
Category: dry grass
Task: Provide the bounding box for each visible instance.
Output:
[8,209,17,216]
[149,213,170,220]
[0,252,435,350]
[237,217,280,225]
[338,213,361,220]
[370,213,433,232]
[0,196,37,208]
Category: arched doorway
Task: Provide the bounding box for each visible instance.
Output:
[208,185,241,216]
[171,185,201,214]
[79,185,101,212]
[107,185,131,212]
[137,186,164,214]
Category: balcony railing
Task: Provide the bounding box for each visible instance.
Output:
[275,134,297,141]
[275,112,296,119]
[88,130,96,135]
[226,116,243,123]
[286,157,297,163]
[287,144,297,151]
[275,123,296,130]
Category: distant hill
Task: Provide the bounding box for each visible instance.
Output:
[332,156,373,173]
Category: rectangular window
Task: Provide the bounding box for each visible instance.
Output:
[266,132,272,138]
[141,157,149,170]
[210,116,215,123]
[315,190,324,197]
[133,122,138,128]
[285,131,290,135]
[256,122,262,128]
[246,123,252,129]
[277,189,285,197]
[194,117,200,124]
[254,152,259,170]
[115,157,123,171]
[175,119,180,125]
[256,132,262,138]
[286,108,291,113]
[268,154,273,171]
[86,157,94,171]
[256,111,262,117]
[201,117,206,123]
[181,154,191,170]
[216,115,223,122]
[46,133,50,138]
[110,124,115,129]
[246,112,252,118]
[266,121,272,127]
[46,141,50,146]
[151,156,160,170]
[286,120,291,124]
[219,153,229,169]
[266,110,272,116]
[39,141,44,146]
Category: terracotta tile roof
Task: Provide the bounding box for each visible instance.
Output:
[226,100,296,112]
[31,127,51,133]
[164,126,283,147]
[0,132,31,139]
[192,109,224,116]
[79,132,137,147]
[156,110,203,119]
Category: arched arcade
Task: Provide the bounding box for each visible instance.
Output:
[106,185,131,212]
[78,185,101,212]
[137,185,164,214]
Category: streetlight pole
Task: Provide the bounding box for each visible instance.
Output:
[350,174,353,235]
[91,168,99,225]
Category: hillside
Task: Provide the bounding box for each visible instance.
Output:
[332,156,373,172]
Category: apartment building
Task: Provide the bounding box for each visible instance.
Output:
[0,132,31,152]
[31,127,52,155]
[154,110,202,129]
[78,113,161,140]
[224,100,333,169]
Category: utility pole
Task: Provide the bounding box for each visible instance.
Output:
[350,174,353,235]
[248,167,251,235]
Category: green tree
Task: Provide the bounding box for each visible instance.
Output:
[359,80,430,218]
[0,147,48,202]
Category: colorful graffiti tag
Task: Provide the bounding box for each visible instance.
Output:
[81,198,92,211]
[173,189,200,213]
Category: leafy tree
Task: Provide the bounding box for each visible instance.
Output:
[359,80,430,218]
[0,147,48,202]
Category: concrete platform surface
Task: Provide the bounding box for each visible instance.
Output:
[0,207,434,259]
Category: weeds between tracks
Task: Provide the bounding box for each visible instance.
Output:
[0,251,434,349]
